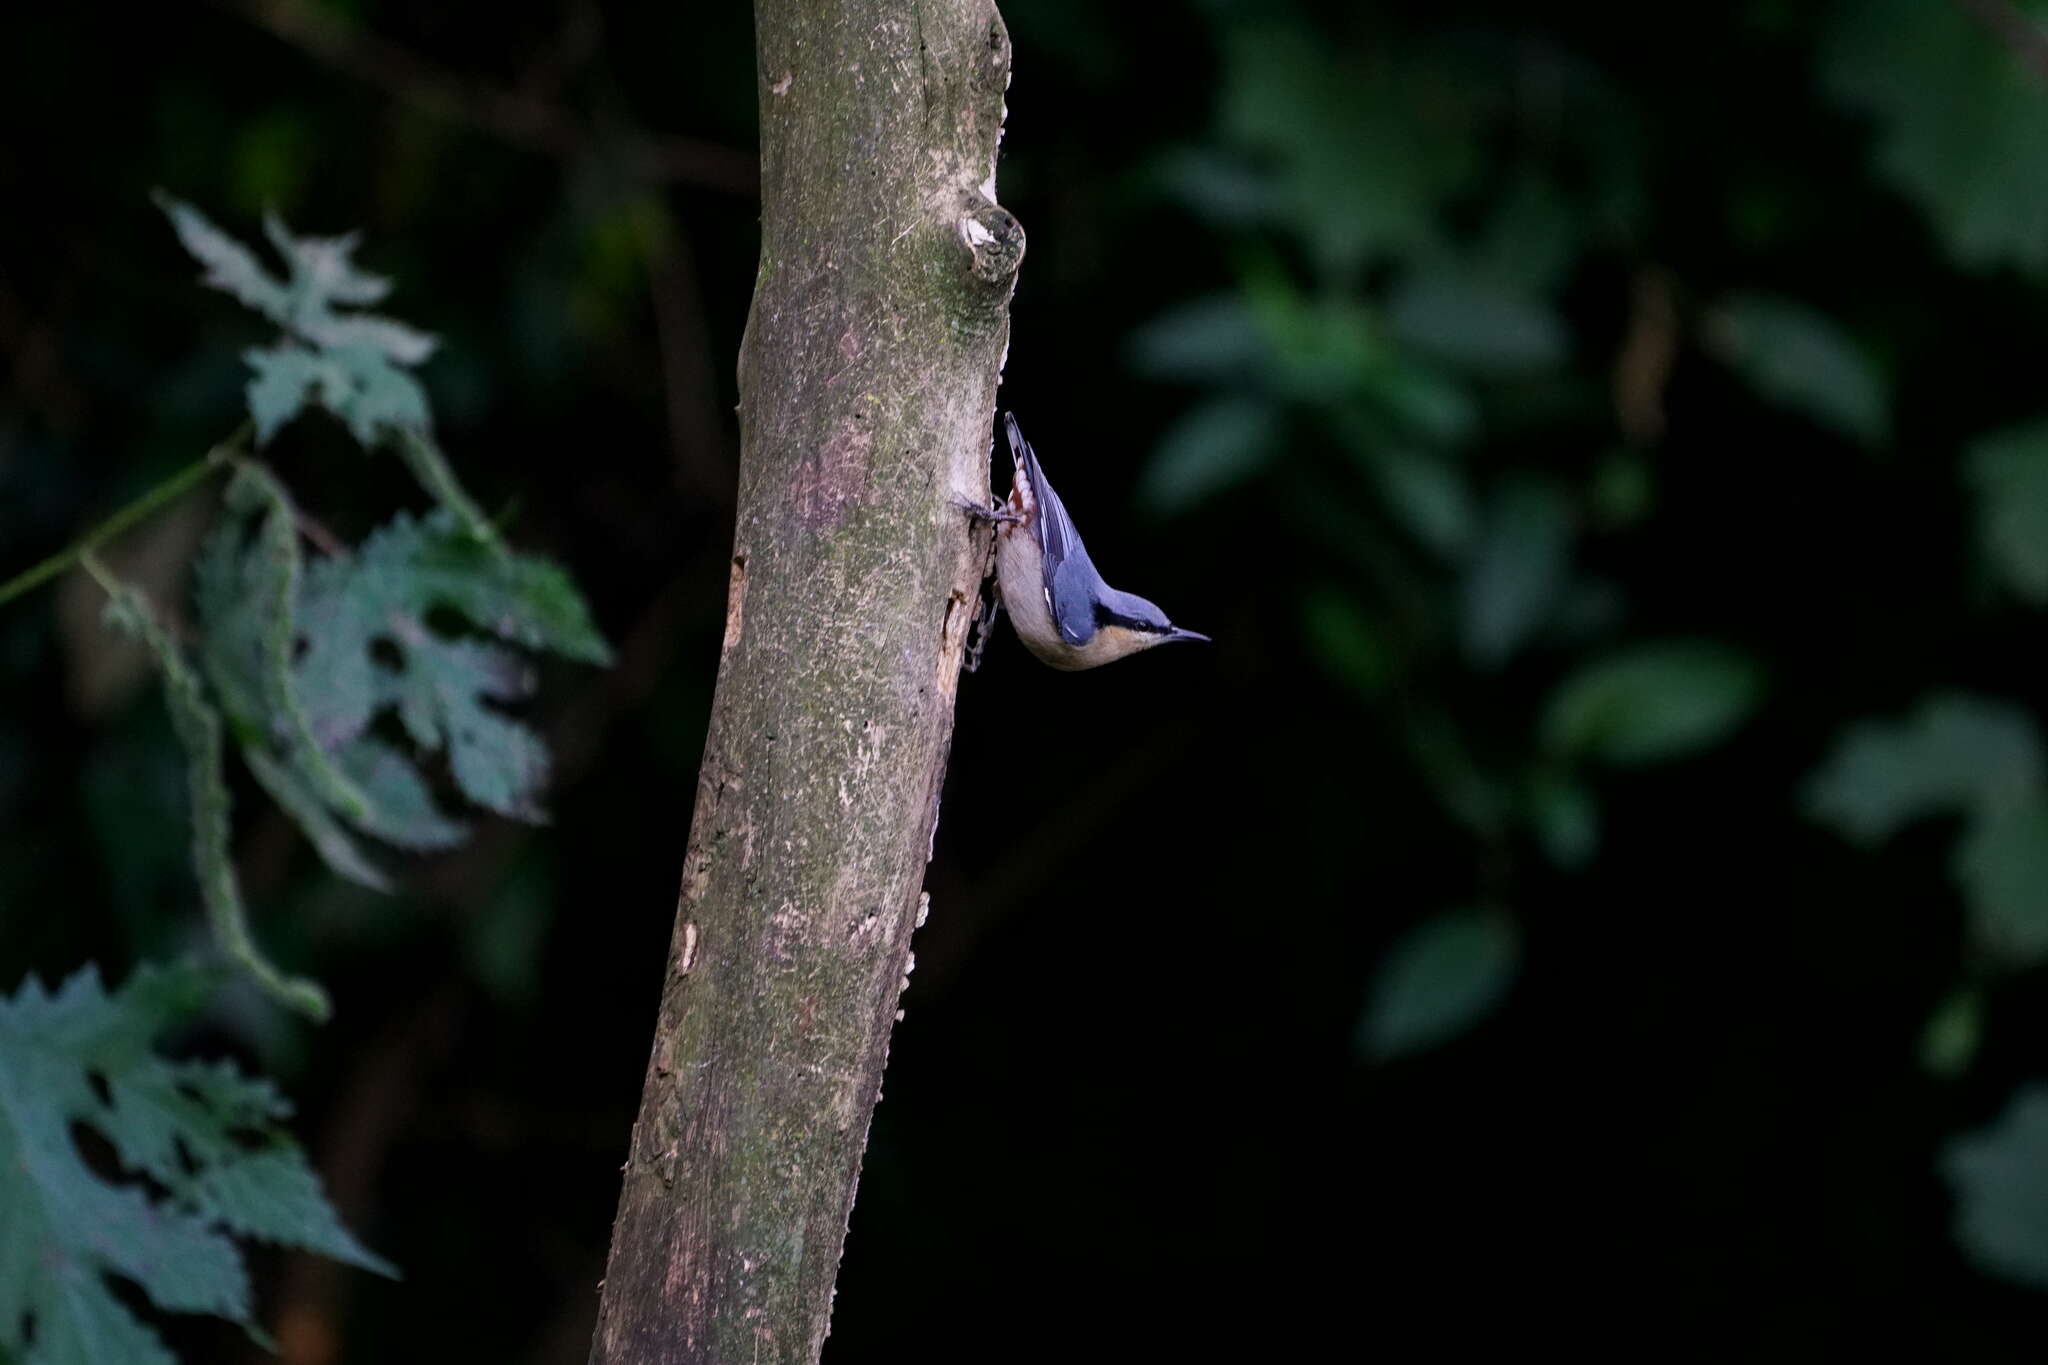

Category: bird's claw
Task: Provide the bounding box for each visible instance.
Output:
[952,494,1024,527]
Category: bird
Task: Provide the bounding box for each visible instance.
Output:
[959,411,1208,670]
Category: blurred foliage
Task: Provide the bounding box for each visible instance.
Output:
[1359,907,1520,1062]
[1138,0,2048,1314]
[0,962,391,1365]
[1,199,606,1356]
[1946,1084,2048,1286]
[9,0,2048,1358]
[1823,0,2048,275]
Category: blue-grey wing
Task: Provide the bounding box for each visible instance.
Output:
[1026,452,1100,646]
[1005,414,1102,646]
[1048,550,1102,646]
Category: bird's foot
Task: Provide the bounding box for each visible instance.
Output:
[952,494,1024,526]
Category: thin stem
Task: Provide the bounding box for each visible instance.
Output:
[0,421,251,609]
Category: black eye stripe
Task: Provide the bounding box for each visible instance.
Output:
[1096,606,1162,633]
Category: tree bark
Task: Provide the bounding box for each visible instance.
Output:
[587,3,1021,1362]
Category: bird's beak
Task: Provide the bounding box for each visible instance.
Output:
[1166,628,1211,645]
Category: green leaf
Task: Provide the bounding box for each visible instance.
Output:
[1541,641,1762,765]
[1329,408,1477,556]
[242,345,323,445]
[1136,396,1282,515]
[294,510,611,822]
[319,345,432,446]
[195,470,442,889]
[200,466,372,822]
[1359,908,1519,1062]
[154,192,291,325]
[1825,0,2048,276]
[1460,479,1574,668]
[161,198,450,476]
[334,738,473,852]
[1920,988,1985,1079]
[254,212,437,364]
[1153,147,1283,229]
[1360,359,1477,447]
[1955,796,2048,965]
[1709,294,1888,445]
[1217,27,1479,273]
[1944,1083,2048,1287]
[241,748,392,893]
[160,197,439,368]
[1966,420,2048,605]
[1527,772,1600,869]
[1126,295,1268,384]
[262,213,393,308]
[1385,267,1568,375]
[242,343,430,450]
[1347,440,1476,559]
[1804,694,2043,844]
[0,962,391,1364]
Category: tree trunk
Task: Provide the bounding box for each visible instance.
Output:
[587,3,1021,1362]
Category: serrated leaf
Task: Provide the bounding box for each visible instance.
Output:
[321,345,432,445]
[1710,293,1888,445]
[0,962,391,1365]
[1359,908,1519,1062]
[1804,694,2043,844]
[161,198,446,468]
[295,510,609,821]
[163,197,438,367]
[335,738,472,852]
[242,343,431,450]
[1542,641,1762,765]
[1944,1083,2048,1287]
[195,470,459,889]
[242,345,323,445]
[257,212,437,365]
[189,1148,394,1275]
[263,214,390,307]
[1966,420,2048,605]
[304,313,438,367]
[154,193,291,325]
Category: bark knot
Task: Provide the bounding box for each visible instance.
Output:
[960,202,1025,286]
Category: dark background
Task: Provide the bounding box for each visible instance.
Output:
[7,0,2048,1358]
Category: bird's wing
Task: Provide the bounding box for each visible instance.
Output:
[1048,548,1103,646]
[1006,414,1100,646]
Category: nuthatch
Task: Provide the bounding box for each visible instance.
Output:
[959,412,1209,670]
